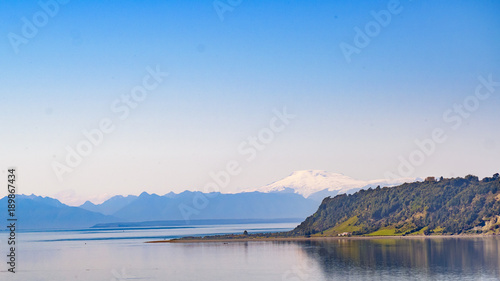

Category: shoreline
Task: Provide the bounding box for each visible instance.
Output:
[146,234,497,244]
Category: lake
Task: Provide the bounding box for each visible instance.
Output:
[1,223,499,280]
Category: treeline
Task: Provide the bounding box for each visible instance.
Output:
[292,174,500,236]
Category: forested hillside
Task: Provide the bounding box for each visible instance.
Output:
[292,174,500,236]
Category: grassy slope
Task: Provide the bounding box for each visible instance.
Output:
[316,216,363,236]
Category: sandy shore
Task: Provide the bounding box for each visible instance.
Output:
[146,234,494,244]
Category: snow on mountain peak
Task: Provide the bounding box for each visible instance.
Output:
[254,170,415,198]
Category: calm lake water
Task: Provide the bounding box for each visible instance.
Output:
[1,223,499,280]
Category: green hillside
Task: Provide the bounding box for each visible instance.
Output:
[292,174,500,236]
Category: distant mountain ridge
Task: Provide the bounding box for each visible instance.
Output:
[85,191,318,222]
[0,195,117,230]
[80,194,138,215]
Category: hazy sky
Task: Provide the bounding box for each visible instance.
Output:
[1,0,500,205]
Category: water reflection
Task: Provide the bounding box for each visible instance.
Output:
[290,237,500,280]
[3,229,500,280]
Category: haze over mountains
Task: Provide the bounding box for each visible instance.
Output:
[2,171,416,230]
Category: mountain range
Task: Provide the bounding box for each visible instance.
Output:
[1,192,317,230]
[1,170,416,230]
[80,191,318,222]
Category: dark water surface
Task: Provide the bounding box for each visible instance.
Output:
[1,225,499,280]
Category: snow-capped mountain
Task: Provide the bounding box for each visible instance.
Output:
[253,170,417,199]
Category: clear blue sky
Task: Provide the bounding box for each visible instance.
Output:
[1,0,499,205]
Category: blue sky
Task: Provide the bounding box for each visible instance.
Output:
[1,0,500,205]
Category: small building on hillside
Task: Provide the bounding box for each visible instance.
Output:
[338,232,352,237]
[425,177,436,182]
